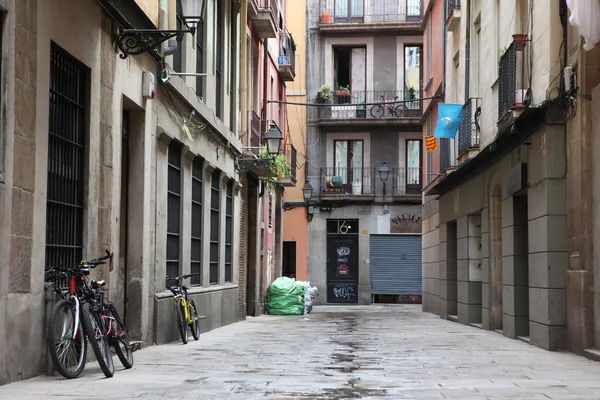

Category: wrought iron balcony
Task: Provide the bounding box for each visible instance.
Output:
[319,167,376,199]
[278,143,297,187]
[318,89,423,122]
[457,97,481,156]
[391,167,422,196]
[278,33,296,82]
[498,39,530,125]
[439,138,456,172]
[445,0,461,30]
[250,0,278,38]
[318,0,422,31]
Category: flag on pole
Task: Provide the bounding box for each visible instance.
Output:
[425,136,437,152]
[434,103,464,139]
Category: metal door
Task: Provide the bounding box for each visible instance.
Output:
[326,234,359,303]
[369,234,422,296]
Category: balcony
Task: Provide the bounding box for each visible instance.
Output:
[445,0,461,31]
[498,39,531,130]
[457,97,481,163]
[320,167,376,201]
[250,0,278,38]
[391,167,422,198]
[318,0,422,33]
[318,89,422,125]
[277,33,296,82]
[277,143,297,187]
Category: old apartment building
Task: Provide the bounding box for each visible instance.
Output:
[303,0,425,305]
[0,0,296,384]
[422,0,574,352]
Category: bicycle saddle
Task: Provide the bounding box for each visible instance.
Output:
[91,280,106,288]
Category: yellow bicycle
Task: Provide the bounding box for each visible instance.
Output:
[166,273,206,344]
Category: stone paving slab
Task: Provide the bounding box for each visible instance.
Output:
[1,305,600,399]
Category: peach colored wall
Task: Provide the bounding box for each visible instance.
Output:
[283,208,308,280]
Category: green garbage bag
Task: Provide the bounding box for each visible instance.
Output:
[266,277,305,315]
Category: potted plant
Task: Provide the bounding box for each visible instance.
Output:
[320,12,331,23]
[315,84,333,118]
[408,86,416,100]
[335,84,350,97]
[512,33,528,51]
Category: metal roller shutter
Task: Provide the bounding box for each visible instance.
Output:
[369,234,422,295]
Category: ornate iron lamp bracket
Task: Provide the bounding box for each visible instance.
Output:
[116,28,196,59]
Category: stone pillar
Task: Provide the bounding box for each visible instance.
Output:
[481,207,491,329]
[439,222,457,319]
[422,195,440,315]
[457,215,482,324]
[502,196,529,338]
[528,125,567,350]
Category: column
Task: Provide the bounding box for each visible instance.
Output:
[481,207,491,329]
[457,215,482,324]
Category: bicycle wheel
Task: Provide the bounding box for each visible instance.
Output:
[188,300,200,340]
[47,298,87,379]
[176,300,188,344]
[81,302,115,378]
[106,303,133,369]
[394,105,408,117]
[370,104,385,118]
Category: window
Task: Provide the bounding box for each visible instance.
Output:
[406,139,421,189]
[229,5,237,132]
[215,0,223,119]
[174,0,184,73]
[334,140,364,193]
[404,45,422,97]
[270,76,274,121]
[209,169,221,284]
[474,18,481,95]
[225,180,233,282]
[333,46,366,104]
[425,20,432,83]
[46,42,88,272]
[283,242,297,278]
[166,140,183,284]
[335,0,364,22]
[190,157,203,286]
[0,14,4,182]
[278,84,283,128]
[195,15,204,98]
[268,193,273,230]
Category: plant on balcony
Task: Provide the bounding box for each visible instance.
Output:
[258,146,291,191]
[498,46,509,56]
[408,86,416,100]
[315,84,333,118]
[320,12,331,23]
[335,84,350,97]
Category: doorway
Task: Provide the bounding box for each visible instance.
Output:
[490,184,503,330]
[246,176,259,316]
[326,219,359,304]
[119,109,130,324]
[514,194,529,338]
[283,241,297,279]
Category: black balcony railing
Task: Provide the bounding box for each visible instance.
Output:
[439,138,454,172]
[319,89,422,120]
[457,97,481,155]
[446,0,460,20]
[319,0,422,25]
[320,167,376,195]
[392,167,422,195]
[498,40,530,121]
[285,143,297,179]
[262,0,279,20]
[250,111,262,156]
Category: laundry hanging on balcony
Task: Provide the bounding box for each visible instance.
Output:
[434,103,464,139]
[567,0,600,50]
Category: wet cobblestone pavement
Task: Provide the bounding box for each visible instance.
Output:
[2,305,600,399]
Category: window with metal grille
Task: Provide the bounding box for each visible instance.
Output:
[268,193,273,230]
[225,180,233,282]
[167,140,182,285]
[46,42,89,271]
[195,19,204,98]
[191,157,203,286]
[215,0,223,119]
[210,169,221,284]
[229,4,237,132]
[174,0,184,73]
[0,13,5,183]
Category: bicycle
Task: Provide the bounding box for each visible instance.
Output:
[166,273,206,344]
[45,251,112,379]
[370,95,408,118]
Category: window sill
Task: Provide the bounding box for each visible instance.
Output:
[424,77,433,92]
[155,283,238,299]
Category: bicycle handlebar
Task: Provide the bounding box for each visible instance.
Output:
[165,273,199,282]
[83,250,113,266]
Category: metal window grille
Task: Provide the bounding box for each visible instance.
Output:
[215,0,223,119]
[210,169,221,284]
[191,157,203,286]
[195,19,204,97]
[229,3,236,132]
[0,14,4,182]
[46,42,88,271]
[439,138,452,171]
[268,194,272,229]
[166,141,182,284]
[174,0,184,73]
[225,180,233,282]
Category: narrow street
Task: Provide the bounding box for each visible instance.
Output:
[1,306,600,399]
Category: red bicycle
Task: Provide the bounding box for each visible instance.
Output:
[370,95,408,118]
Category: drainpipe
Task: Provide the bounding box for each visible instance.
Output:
[239,0,248,137]
[464,0,470,102]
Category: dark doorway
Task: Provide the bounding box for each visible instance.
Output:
[283,241,296,278]
[326,219,359,304]
[246,176,259,316]
[119,109,130,324]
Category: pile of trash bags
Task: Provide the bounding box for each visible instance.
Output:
[266,277,318,315]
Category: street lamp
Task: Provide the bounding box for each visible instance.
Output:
[302,179,314,202]
[378,162,390,196]
[263,122,283,155]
